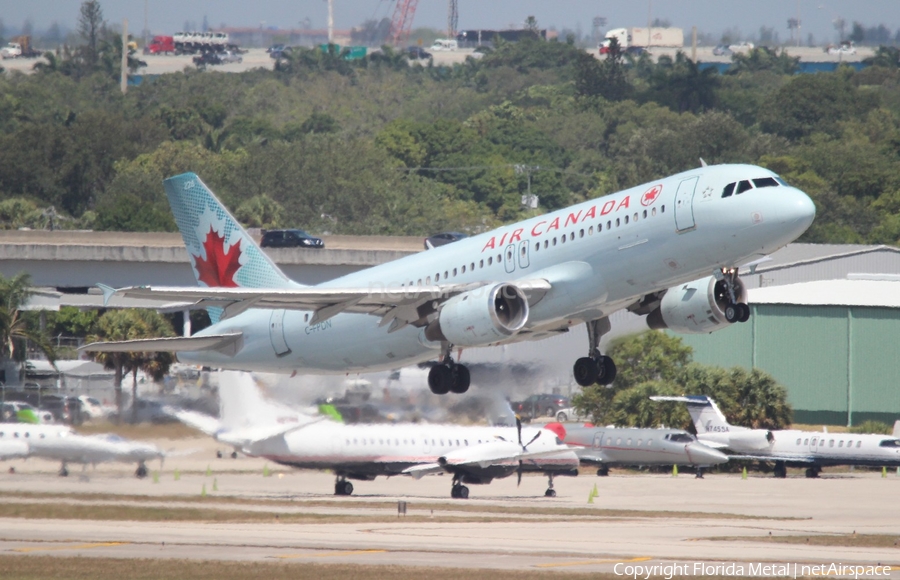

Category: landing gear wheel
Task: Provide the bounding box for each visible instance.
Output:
[805,467,819,478]
[596,355,617,385]
[725,303,740,323]
[448,364,470,394]
[573,357,599,386]
[428,364,452,395]
[773,462,787,479]
[334,479,353,495]
[545,488,557,497]
[59,466,69,477]
[738,303,751,323]
[596,466,609,477]
[457,485,469,499]
[231,451,238,459]
[135,464,148,478]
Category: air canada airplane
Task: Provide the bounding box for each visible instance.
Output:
[170,372,578,498]
[652,395,900,478]
[83,164,815,395]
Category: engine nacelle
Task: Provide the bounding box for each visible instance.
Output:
[646,275,748,334]
[424,283,529,347]
[727,430,775,451]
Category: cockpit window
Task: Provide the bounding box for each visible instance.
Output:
[774,176,789,186]
[721,182,736,198]
[665,433,694,443]
[752,177,779,188]
[879,439,900,448]
[736,180,753,194]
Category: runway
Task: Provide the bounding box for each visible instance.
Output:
[1,461,899,575]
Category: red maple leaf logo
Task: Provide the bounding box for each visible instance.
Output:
[641,185,662,206]
[193,226,242,287]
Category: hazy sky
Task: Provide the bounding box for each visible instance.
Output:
[7,1,900,43]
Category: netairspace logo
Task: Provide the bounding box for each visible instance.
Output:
[613,562,893,579]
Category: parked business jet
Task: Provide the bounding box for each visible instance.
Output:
[652,395,900,478]
[547,423,729,476]
[170,372,579,498]
[0,423,163,477]
[83,165,815,395]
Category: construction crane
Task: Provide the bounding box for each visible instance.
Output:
[448,0,458,38]
[389,0,419,46]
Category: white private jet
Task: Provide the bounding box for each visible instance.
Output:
[170,371,579,498]
[651,395,900,478]
[0,423,163,477]
[553,423,729,477]
[82,164,815,395]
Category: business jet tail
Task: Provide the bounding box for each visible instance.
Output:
[650,395,733,434]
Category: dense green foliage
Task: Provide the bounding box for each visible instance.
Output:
[573,332,793,430]
[3,19,900,242]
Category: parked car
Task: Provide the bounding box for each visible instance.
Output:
[266,44,285,54]
[220,50,243,63]
[269,45,296,60]
[0,401,54,424]
[193,51,223,66]
[406,46,432,59]
[728,41,754,53]
[512,394,571,420]
[827,41,856,55]
[77,396,115,420]
[712,44,732,56]
[424,232,467,249]
[260,229,325,249]
[553,406,586,423]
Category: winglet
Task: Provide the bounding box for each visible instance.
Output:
[700,158,708,167]
[96,283,117,306]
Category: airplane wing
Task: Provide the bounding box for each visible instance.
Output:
[726,454,816,463]
[80,332,243,354]
[401,439,574,478]
[573,452,607,465]
[95,279,553,330]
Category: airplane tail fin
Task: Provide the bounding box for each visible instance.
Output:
[893,420,900,438]
[650,395,732,434]
[163,173,299,292]
[217,371,307,431]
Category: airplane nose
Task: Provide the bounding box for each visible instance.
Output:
[782,188,816,234]
[686,443,729,465]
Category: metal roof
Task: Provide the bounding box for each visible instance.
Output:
[744,243,900,274]
[750,278,900,308]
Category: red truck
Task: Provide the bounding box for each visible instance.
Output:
[146,36,175,55]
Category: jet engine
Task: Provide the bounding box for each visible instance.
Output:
[646,275,748,334]
[728,430,775,451]
[424,283,529,347]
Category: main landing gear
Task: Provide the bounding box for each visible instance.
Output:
[428,344,470,395]
[135,462,148,478]
[544,474,557,497]
[773,461,787,479]
[450,476,469,499]
[334,476,354,496]
[719,268,750,323]
[573,318,618,387]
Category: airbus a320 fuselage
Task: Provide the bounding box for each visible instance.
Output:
[85,164,815,395]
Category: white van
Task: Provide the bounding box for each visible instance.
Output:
[431,39,458,51]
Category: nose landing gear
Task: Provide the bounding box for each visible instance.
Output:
[718,268,750,323]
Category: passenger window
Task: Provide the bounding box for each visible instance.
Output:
[633,213,638,222]
[647,439,652,446]
[829,439,834,447]
[736,180,752,194]
[426,276,431,284]
[497,254,501,263]
[479,260,483,268]
[589,226,594,235]
[642,210,647,219]
[607,221,611,229]
[520,246,526,256]
[722,182,736,198]
[637,439,642,446]
[804,438,808,445]
[579,229,584,238]
[535,242,540,251]
[561,235,566,244]
[464,440,468,446]
[488,257,492,265]
[796,438,801,445]
[606,437,611,445]
[626,439,632,445]
[624,215,629,224]
[470,263,474,271]
[651,208,657,216]
[544,240,549,249]
[616,438,622,445]
[452,268,457,276]
[435,273,440,282]
[857,441,862,448]
[752,177,779,188]
[661,205,665,213]
[552,238,557,246]
[838,440,843,447]
[569,232,574,241]
[507,250,513,259]
[616,218,620,227]
[461,265,466,273]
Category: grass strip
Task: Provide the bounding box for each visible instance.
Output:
[711,534,900,548]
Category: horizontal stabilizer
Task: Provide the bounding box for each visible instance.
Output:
[79,332,243,356]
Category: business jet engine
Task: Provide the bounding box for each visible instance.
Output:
[728,429,775,451]
[424,283,529,347]
[646,275,748,334]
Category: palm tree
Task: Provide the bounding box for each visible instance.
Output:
[0,273,56,366]
[89,309,175,424]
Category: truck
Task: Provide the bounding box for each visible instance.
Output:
[146,35,175,55]
[172,31,238,55]
[599,27,683,54]
[0,35,42,59]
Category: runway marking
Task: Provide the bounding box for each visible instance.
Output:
[12,542,128,553]
[534,556,652,568]
[272,549,387,560]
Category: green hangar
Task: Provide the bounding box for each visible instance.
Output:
[679,271,900,426]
